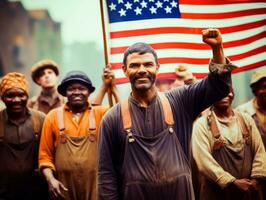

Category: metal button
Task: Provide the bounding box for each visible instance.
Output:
[169,127,174,134]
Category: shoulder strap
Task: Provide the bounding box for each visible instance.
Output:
[235,111,250,139]
[0,109,5,139]
[121,98,131,130]
[89,107,96,131]
[57,106,65,135]
[158,92,174,126]
[30,109,42,136]
[207,110,220,139]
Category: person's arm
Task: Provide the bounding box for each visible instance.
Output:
[97,109,120,200]
[192,117,236,188]
[93,65,120,105]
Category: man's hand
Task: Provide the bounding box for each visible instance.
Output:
[47,177,68,199]
[233,179,252,192]
[202,28,225,64]
[102,64,115,88]
[202,28,222,49]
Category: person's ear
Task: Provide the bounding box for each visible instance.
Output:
[122,65,128,77]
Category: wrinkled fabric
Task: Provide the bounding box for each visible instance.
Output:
[98,63,234,200]
[0,109,48,200]
[55,133,97,200]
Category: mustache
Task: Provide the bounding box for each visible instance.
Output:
[132,74,152,81]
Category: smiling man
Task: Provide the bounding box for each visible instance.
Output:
[28,59,64,114]
[39,71,108,200]
[192,88,266,200]
[0,72,48,200]
[98,29,236,200]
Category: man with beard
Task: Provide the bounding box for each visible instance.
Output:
[237,71,266,146]
[39,71,109,200]
[28,59,64,114]
[0,72,48,200]
[97,28,236,200]
[192,88,266,200]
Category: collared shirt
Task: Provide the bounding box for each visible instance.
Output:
[2,108,45,144]
[28,91,65,114]
[38,102,108,171]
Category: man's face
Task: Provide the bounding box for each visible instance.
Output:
[36,68,58,88]
[66,82,90,108]
[254,79,266,107]
[2,88,28,114]
[122,52,159,92]
[213,91,234,110]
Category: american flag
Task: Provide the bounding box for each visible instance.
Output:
[102,0,266,84]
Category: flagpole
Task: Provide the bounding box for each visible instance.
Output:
[99,0,113,107]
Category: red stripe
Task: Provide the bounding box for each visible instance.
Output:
[228,45,266,61]
[110,31,266,54]
[182,8,266,20]
[110,19,266,38]
[179,0,266,5]
[110,45,266,69]
[115,60,266,84]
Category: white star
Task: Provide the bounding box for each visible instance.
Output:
[125,1,132,9]
[163,0,169,1]
[118,0,124,4]
[164,5,172,13]
[170,0,177,7]
[155,1,163,8]
[118,8,126,16]
[140,0,147,8]
[149,6,157,14]
[149,0,155,2]
[134,6,142,15]
[134,0,140,2]
[109,3,116,11]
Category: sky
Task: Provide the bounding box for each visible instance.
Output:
[20,0,105,47]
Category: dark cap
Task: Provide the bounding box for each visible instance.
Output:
[57,70,95,96]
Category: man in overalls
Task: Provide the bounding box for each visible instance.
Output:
[192,88,266,200]
[0,72,48,200]
[39,71,109,199]
[97,28,236,199]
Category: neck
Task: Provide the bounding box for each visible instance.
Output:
[41,87,56,96]
[7,108,27,123]
[132,87,157,107]
[69,103,88,114]
[213,106,233,119]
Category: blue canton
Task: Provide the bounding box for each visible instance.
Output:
[107,0,181,23]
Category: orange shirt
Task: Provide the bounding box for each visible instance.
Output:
[39,103,108,171]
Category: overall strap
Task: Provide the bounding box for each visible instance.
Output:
[0,110,4,139]
[121,98,131,130]
[235,111,250,142]
[89,107,96,131]
[29,109,42,137]
[158,92,174,126]
[207,111,220,139]
[57,106,65,135]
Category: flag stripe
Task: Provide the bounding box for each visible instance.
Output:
[110,19,266,38]
[104,1,266,84]
[110,31,266,54]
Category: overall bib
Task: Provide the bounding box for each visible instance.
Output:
[120,93,194,200]
[199,111,263,200]
[0,109,48,200]
[55,107,97,200]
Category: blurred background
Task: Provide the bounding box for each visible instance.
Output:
[0,0,265,106]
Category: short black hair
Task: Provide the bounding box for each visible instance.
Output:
[123,42,158,66]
